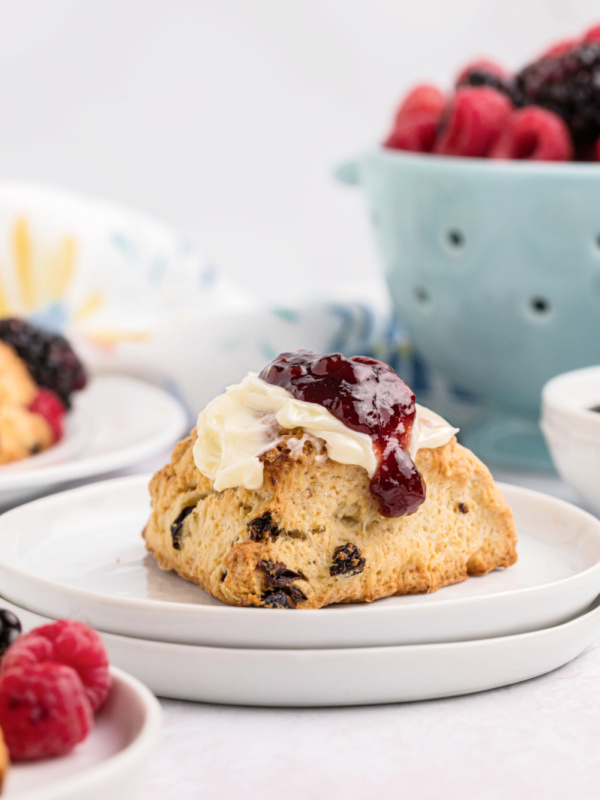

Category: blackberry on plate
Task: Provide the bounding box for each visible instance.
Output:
[0,318,87,408]
[0,609,21,656]
[514,42,600,148]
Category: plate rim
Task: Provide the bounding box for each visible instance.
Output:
[10,666,161,800]
[3,594,600,707]
[0,474,599,622]
[5,591,600,657]
[0,376,186,492]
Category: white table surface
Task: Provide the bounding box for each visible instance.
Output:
[37,455,600,800]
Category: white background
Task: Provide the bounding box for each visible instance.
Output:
[0,0,598,302]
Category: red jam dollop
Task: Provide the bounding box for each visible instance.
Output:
[259,351,425,517]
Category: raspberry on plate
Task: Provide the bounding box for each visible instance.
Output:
[29,388,65,443]
[2,620,111,713]
[0,663,92,761]
[490,106,573,161]
[434,87,512,157]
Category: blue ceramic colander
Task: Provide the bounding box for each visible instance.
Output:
[336,148,600,469]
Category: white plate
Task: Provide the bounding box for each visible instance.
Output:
[4,665,161,800]
[3,595,600,707]
[0,376,186,507]
[0,477,599,648]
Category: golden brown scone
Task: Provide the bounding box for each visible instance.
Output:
[144,430,517,609]
[0,405,53,465]
[0,341,37,407]
[0,727,9,791]
[0,341,54,465]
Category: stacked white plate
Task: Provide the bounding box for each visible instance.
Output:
[0,375,187,508]
[0,475,600,707]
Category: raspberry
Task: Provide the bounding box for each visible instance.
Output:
[2,620,111,713]
[29,389,65,443]
[0,663,92,760]
[385,85,445,152]
[384,112,439,153]
[583,25,600,43]
[394,84,446,123]
[0,318,86,408]
[490,107,573,161]
[514,42,600,149]
[434,87,512,157]
[541,38,579,58]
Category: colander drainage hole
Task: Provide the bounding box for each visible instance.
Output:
[446,229,465,249]
[413,286,431,305]
[529,297,551,316]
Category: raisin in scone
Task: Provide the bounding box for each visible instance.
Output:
[144,351,517,609]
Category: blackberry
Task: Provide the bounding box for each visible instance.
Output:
[0,609,21,656]
[458,69,514,101]
[0,318,87,408]
[514,42,600,148]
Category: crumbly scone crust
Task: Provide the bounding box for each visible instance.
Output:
[0,341,53,464]
[144,431,518,609]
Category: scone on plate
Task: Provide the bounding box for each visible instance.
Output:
[0,726,8,791]
[144,351,517,609]
[0,318,87,465]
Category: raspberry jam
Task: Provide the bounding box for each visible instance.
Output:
[259,351,425,517]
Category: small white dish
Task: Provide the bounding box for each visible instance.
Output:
[0,376,186,507]
[4,666,161,800]
[0,476,599,648]
[541,366,600,516]
[3,595,599,707]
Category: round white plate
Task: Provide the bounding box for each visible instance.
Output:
[3,595,600,707]
[0,477,599,648]
[0,376,186,507]
[4,666,161,800]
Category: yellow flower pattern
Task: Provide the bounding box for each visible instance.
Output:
[0,217,149,349]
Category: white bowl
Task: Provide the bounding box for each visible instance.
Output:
[541,366,600,514]
[6,667,161,800]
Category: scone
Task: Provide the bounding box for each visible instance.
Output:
[0,341,53,463]
[145,351,517,609]
[0,727,8,792]
[0,318,87,465]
